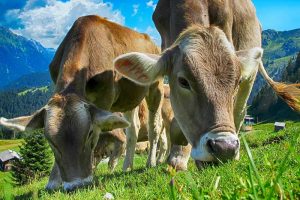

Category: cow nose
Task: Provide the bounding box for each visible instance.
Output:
[207,137,239,161]
[63,175,93,191]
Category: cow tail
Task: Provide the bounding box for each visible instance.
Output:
[258,61,300,112]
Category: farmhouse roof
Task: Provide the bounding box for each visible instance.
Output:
[0,150,20,162]
[274,122,285,127]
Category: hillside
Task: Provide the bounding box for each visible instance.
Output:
[250,28,300,102]
[250,52,300,121]
[2,72,52,90]
[0,86,53,119]
[0,26,54,88]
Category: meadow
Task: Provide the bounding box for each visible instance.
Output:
[0,122,299,199]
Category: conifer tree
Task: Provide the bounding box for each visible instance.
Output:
[12,129,52,185]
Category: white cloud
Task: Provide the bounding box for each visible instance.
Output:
[132,4,139,16]
[8,0,125,49]
[145,26,161,46]
[146,0,156,11]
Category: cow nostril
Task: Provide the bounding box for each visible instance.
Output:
[207,139,216,153]
[206,137,239,161]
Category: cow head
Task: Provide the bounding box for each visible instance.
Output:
[114,25,262,164]
[0,93,129,191]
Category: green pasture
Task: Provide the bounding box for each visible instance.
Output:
[0,122,299,199]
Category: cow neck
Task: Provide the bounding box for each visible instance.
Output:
[169,0,210,48]
[55,68,87,98]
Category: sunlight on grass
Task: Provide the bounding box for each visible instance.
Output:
[0,122,299,199]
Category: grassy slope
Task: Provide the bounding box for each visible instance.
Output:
[0,139,23,152]
[0,122,299,199]
[17,86,49,96]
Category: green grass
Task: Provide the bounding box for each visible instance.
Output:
[0,139,23,152]
[0,122,299,199]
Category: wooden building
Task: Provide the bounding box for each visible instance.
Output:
[242,115,255,131]
[274,122,286,132]
[0,150,20,171]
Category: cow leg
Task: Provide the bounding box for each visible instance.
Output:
[157,127,168,164]
[146,80,164,167]
[123,107,140,171]
[108,156,118,172]
[167,144,191,171]
[164,119,172,160]
[108,141,124,171]
[46,162,62,190]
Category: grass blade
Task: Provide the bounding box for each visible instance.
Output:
[267,128,299,199]
[248,165,258,200]
[241,134,265,196]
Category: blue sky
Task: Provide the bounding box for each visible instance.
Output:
[0,0,299,48]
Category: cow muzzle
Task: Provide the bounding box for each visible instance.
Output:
[63,175,93,191]
[191,132,240,163]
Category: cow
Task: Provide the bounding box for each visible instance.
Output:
[0,15,164,191]
[113,0,300,169]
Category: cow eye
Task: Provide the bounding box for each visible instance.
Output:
[178,77,190,89]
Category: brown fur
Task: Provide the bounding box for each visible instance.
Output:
[272,83,300,111]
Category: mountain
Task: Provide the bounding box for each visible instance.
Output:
[249,52,300,121]
[249,28,300,102]
[0,26,54,88]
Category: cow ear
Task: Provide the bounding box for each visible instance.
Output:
[236,47,263,80]
[114,52,164,85]
[0,108,46,131]
[89,106,130,132]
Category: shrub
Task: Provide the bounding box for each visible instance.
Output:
[12,129,52,185]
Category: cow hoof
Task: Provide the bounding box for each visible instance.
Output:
[156,159,164,165]
[146,160,157,168]
[122,163,133,172]
[167,158,188,171]
[63,175,93,191]
[122,167,132,172]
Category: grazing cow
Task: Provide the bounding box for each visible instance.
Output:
[0,15,163,191]
[113,0,300,168]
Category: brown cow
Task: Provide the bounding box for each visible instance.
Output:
[0,15,163,191]
[113,0,300,168]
